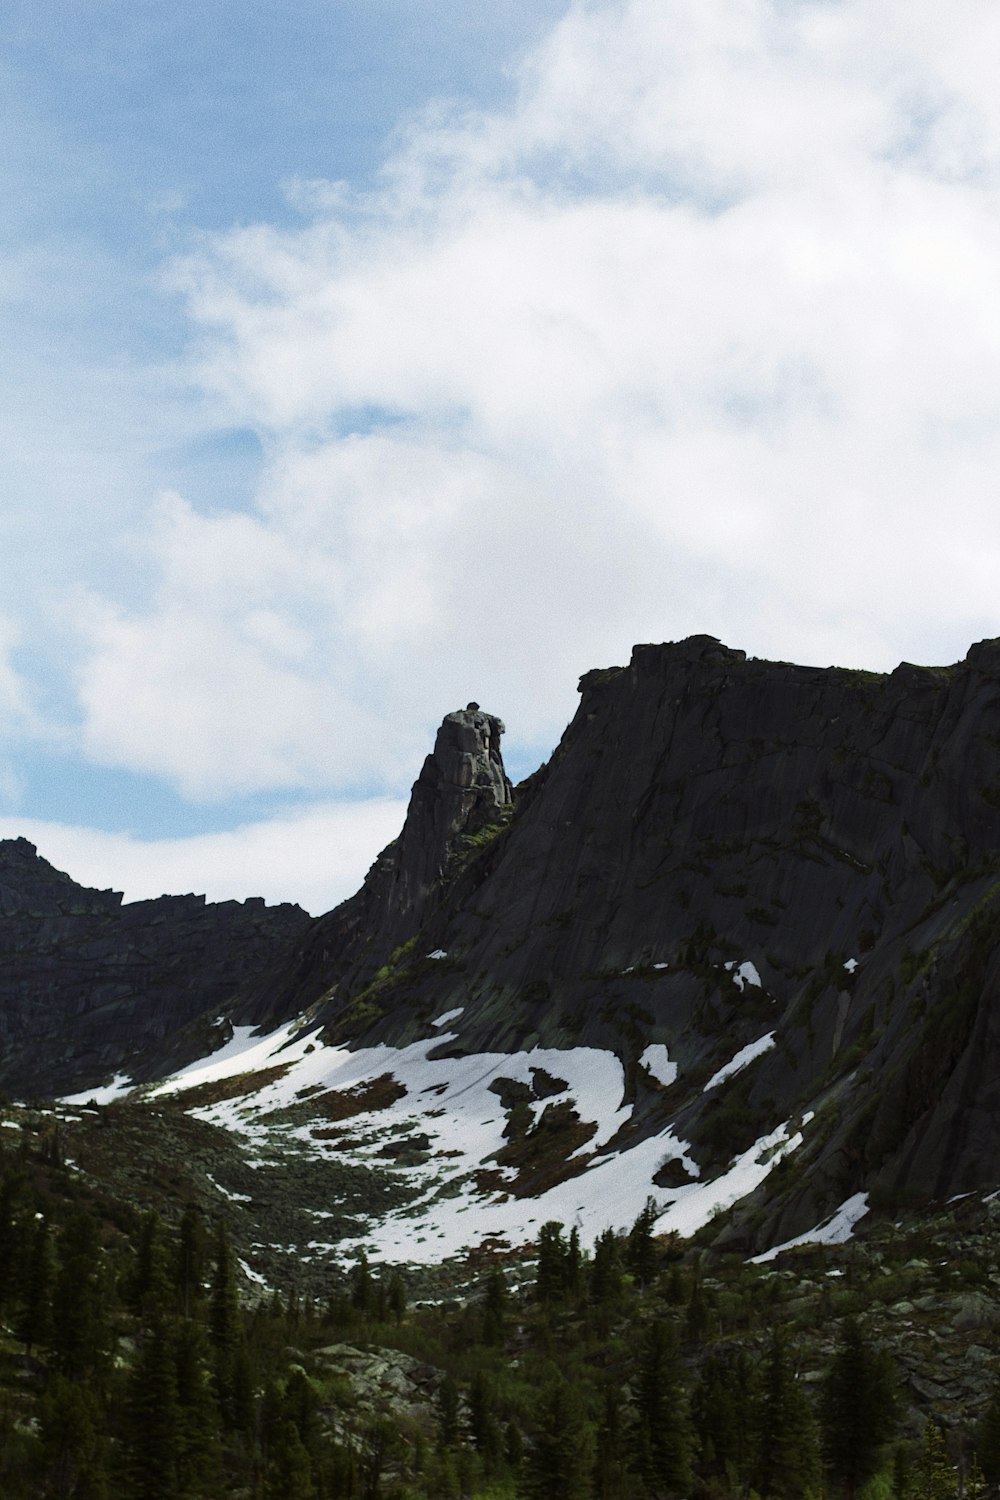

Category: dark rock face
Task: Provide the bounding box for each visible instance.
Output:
[0,839,310,1097]
[239,704,513,1028]
[11,637,1000,1252]
[262,635,1000,1248]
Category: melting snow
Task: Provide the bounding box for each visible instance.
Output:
[146,1016,806,1266]
[237,1256,267,1286]
[749,1191,870,1263]
[704,1032,776,1091]
[427,950,448,960]
[725,960,762,992]
[640,1045,678,1088]
[148,1019,318,1097]
[844,958,859,973]
[60,1073,134,1106]
[431,1007,464,1028]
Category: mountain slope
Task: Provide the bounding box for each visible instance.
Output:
[7,635,1000,1266]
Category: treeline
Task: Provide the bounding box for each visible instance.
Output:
[2,1137,1000,1500]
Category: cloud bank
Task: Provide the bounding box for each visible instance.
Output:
[0,798,408,915]
[67,0,1000,808]
[7,0,1000,926]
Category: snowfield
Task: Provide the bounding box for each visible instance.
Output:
[87,1012,811,1267]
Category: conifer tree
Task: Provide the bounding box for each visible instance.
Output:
[692,1347,758,1484]
[821,1318,897,1499]
[38,1374,110,1500]
[535,1221,569,1303]
[124,1319,181,1500]
[634,1317,692,1495]
[976,1367,1000,1483]
[467,1369,503,1469]
[594,1383,627,1500]
[626,1197,659,1286]
[131,1211,173,1322]
[914,1420,954,1500]
[437,1374,461,1449]
[590,1229,622,1306]
[52,1210,106,1377]
[267,1420,316,1500]
[754,1334,822,1500]
[482,1267,508,1344]
[519,1373,594,1500]
[172,1318,224,1498]
[15,1212,54,1354]
[387,1270,407,1326]
[174,1204,205,1319]
[351,1250,374,1318]
[208,1220,242,1424]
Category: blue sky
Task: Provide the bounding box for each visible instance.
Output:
[4,1,1000,912]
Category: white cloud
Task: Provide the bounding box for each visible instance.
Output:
[0,797,407,914]
[75,0,1000,800]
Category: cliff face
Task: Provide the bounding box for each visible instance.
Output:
[0,839,310,1097]
[8,636,1000,1253]
[280,635,1000,1247]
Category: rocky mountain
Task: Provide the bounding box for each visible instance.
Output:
[0,837,310,1097]
[5,634,1000,1273]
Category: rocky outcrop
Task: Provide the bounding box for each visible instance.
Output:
[12,636,1000,1253]
[254,634,1000,1249]
[237,704,513,1029]
[0,839,310,1097]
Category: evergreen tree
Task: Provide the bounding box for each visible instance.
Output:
[130,1211,173,1322]
[52,1210,107,1377]
[590,1229,622,1306]
[437,1374,461,1449]
[482,1267,508,1344]
[208,1220,241,1422]
[15,1213,54,1354]
[914,1420,954,1500]
[387,1270,407,1326]
[467,1369,503,1469]
[626,1196,659,1286]
[38,1374,109,1500]
[634,1317,692,1495]
[267,1419,316,1500]
[172,1318,224,1498]
[821,1318,898,1499]
[692,1347,758,1484]
[594,1383,627,1500]
[754,1334,822,1500]
[351,1251,374,1318]
[174,1204,205,1319]
[976,1367,1000,1483]
[535,1221,569,1303]
[519,1373,594,1500]
[124,1320,181,1500]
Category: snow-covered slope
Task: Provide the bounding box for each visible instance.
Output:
[68,1007,814,1275]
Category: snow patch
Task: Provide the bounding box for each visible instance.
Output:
[749,1192,870,1264]
[431,1007,464,1028]
[704,1032,776,1091]
[157,1012,804,1265]
[427,950,448,960]
[148,1019,319,1097]
[724,960,762,992]
[640,1045,678,1088]
[206,1173,252,1204]
[237,1257,267,1286]
[60,1073,134,1106]
[843,958,858,973]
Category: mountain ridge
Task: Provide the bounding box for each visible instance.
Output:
[5,634,1000,1264]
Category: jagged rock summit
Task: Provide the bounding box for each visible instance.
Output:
[8,636,1000,1265]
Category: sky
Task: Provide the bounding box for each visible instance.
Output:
[3,0,1000,914]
